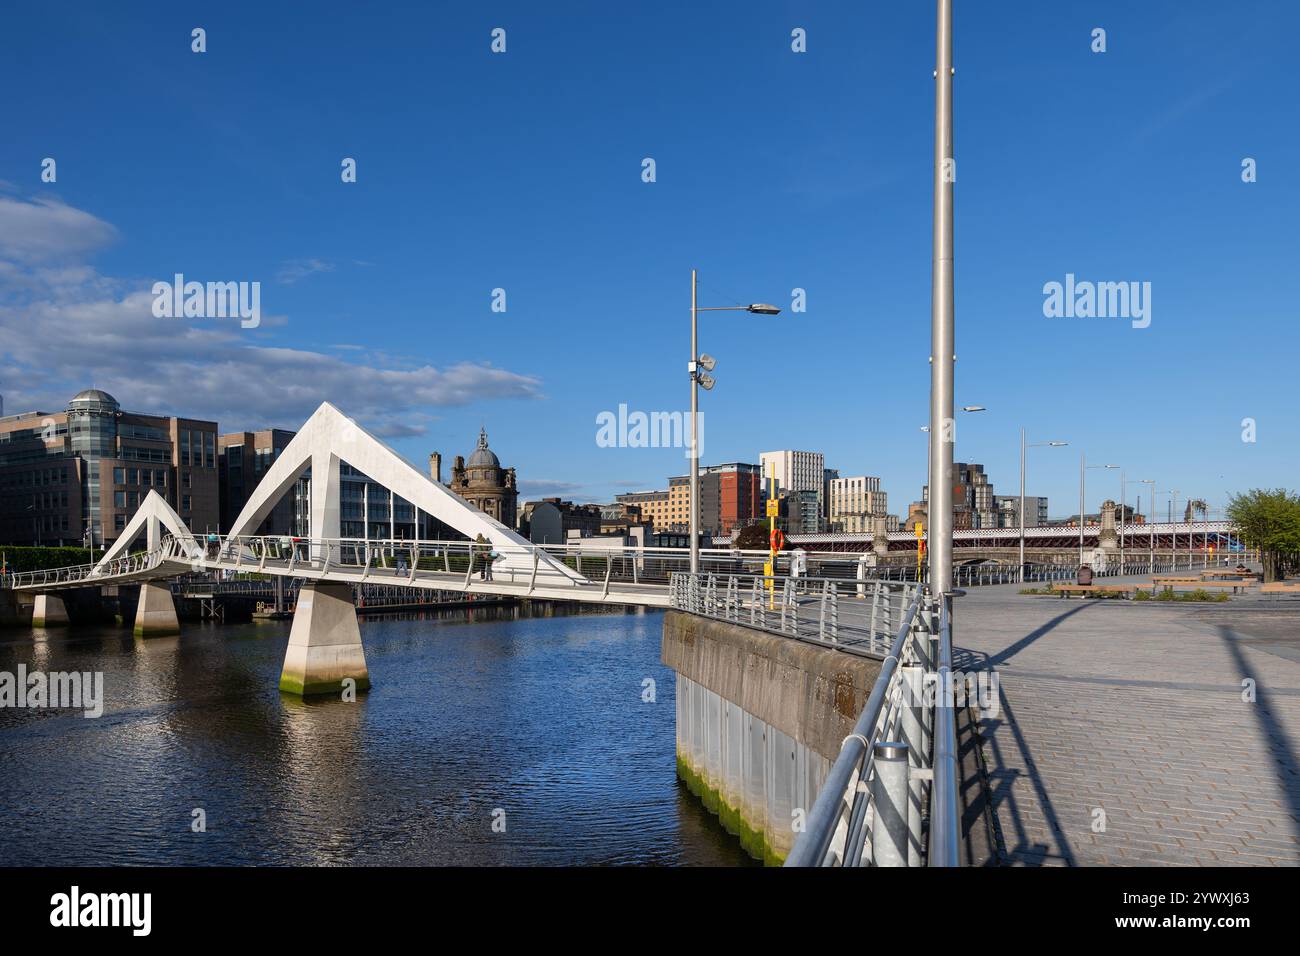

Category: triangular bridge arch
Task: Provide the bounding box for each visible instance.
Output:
[225,403,584,581]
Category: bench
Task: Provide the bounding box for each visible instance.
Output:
[1045,584,1138,598]
[1261,582,1300,597]
[1201,570,1256,580]
[1148,579,1252,594]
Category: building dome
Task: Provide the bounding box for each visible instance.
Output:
[466,427,500,469]
[67,388,120,409]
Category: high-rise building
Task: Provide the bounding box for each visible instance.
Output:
[822,467,839,526]
[994,494,1049,529]
[828,475,888,533]
[923,461,998,530]
[0,389,218,547]
[704,462,762,534]
[760,449,825,529]
[218,429,297,535]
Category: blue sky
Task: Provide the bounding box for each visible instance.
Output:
[0,1,1295,519]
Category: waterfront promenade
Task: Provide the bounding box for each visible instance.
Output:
[959,580,1300,866]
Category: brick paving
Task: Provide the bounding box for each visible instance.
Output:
[957,582,1300,866]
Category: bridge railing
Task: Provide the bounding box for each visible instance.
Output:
[668,571,919,652]
[782,588,961,867]
[199,534,926,594]
[1,537,187,590]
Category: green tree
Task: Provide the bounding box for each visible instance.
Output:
[1225,488,1300,582]
[734,523,777,551]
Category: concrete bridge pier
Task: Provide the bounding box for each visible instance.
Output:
[31,593,69,627]
[134,581,180,637]
[279,581,370,697]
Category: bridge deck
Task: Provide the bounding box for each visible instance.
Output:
[959,578,1300,865]
[201,556,674,607]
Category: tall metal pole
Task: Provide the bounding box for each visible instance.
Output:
[1018,427,1026,582]
[1171,490,1179,570]
[689,269,700,574]
[1119,470,1125,573]
[1141,479,1155,575]
[1078,451,1085,565]
[928,0,955,597]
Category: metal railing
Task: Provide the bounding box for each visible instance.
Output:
[780,587,960,866]
[1,537,189,590]
[668,571,918,653]
[669,571,961,866]
[6,528,1249,598]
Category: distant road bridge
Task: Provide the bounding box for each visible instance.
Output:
[740,521,1238,556]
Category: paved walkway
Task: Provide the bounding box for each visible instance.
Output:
[957,579,1300,866]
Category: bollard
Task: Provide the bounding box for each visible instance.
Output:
[870,741,910,866]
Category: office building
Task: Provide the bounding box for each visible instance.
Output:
[760,449,825,530]
[218,429,297,535]
[0,388,218,547]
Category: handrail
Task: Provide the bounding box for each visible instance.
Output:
[779,585,965,867]
[668,571,917,652]
[784,591,922,866]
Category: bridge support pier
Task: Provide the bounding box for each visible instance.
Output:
[134,581,180,637]
[279,581,369,697]
[32,593,69,627]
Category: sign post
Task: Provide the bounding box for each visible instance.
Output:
[765,462,778,608]
[915,521,925,581]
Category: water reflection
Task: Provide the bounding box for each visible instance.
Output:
[0,603,753,866]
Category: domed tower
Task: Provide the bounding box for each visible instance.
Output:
[447,428,517,528]
[66,388,121,547]
[66,388,120,459]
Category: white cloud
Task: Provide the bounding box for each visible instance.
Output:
[518,480,585,497]
[276,257,335,285]
[0,196,543,437]
[0,196,117,263]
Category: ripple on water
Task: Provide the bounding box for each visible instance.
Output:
[0,607,756,866]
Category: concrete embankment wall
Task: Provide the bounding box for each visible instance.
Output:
[662,609,882,865]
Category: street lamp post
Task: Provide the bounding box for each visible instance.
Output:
[1019,431,1067,582]
[1119,470,1126,573]
[1138,480,1159,574]
[688,269,780,574]
[1079,453,1119,565]
[1170,489,1181,570]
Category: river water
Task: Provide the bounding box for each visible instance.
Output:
[0,604,753,866]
